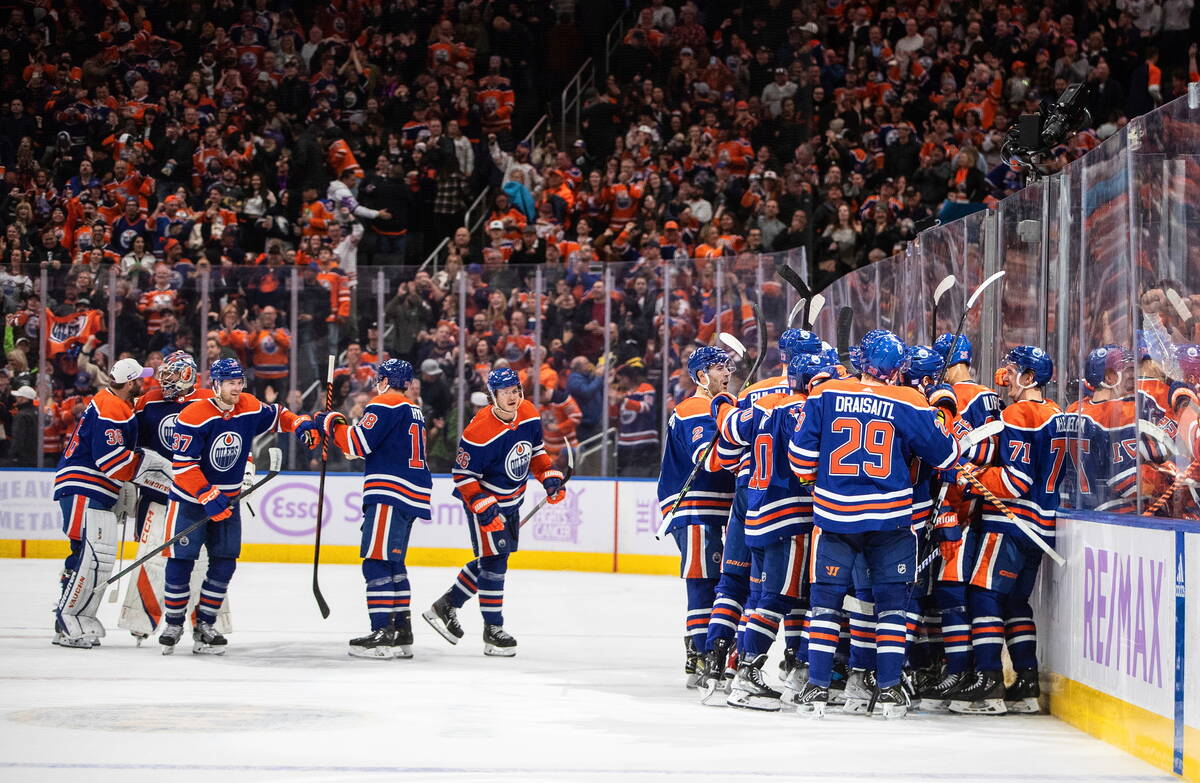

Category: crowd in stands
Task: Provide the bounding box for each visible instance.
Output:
[0,0,1196,473]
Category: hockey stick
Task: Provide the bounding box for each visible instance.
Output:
[835,307,854,367]
[1143,457,1200,515]
[788,299,806,327]
[98,448,283,590]
[778,264,813,329]
[519,442,576,528]
[806,294,825,330]
[108,512,128,603]
[933,271,1006,387]
[655,306,766,541]
[1166,287,1193,325]
[312,349,336,620]
[956,465,1066,566]
[930,274,957,342]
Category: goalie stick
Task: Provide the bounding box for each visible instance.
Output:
[655,308,766,541]
[98,448,284,591]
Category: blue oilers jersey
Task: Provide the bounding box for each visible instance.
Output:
[743,394,813,545]
[332,390,432,517]
[54,388,141,507]
[657,394,735,533]
[170,394,290,506]
[953,381,1002,464]
[726,373,793,481]
[617,382,659,449]
[972,399,1079,546]
[1064,396,1138,513]
[134,387,215,504]
[789,379,959,533]
[453,400,551,510]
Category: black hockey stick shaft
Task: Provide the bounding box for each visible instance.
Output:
[836,307,853,366]
[101,464,282,588]
[519,443,576,528]
[656,304,766,540]
[312,348,335,619]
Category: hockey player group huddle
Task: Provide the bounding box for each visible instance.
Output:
[657,326,1074,718]
[51,351,565,660]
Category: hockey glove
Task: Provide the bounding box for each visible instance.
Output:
[709,392,737,421]
[541,470,566,504]
[470,495,504,532]
[198,486,232,522]
[315,410,347,436]
[294,415,320,450]
[930,507,961,543]
[927,383,958,416]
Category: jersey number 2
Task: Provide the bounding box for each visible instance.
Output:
[829,418,895,478]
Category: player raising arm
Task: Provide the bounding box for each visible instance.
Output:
[421,368,564,657]
[158,359,319,655]
[789,333,959,718]
[319,359,431,659]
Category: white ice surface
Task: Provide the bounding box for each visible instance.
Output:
[0,559,1175,783]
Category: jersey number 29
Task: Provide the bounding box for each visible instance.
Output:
[829,417,895,478]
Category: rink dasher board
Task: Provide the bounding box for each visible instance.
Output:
[0,469,679,574]
[1035,510,1200,781]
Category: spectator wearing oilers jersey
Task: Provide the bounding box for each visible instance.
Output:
[138,264,181,335]
[52,358,169,649]
[319,359,431,660]
[613,359,659,477]
[242,306,291,401]
[422,368,565,658]
[157,358,318,656]
[949,345,1079,716]
[656,345,737,689]
[789,332,959,718]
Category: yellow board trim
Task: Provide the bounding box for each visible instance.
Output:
[1050,674,1199,781]
[0,539,674,575]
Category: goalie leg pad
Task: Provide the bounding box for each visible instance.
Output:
[56,503,118,642]
[120,498,168,636]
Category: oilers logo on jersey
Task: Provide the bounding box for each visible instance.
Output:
[209,432,243,472]
[157,413,179,448]
[504,441,533,481]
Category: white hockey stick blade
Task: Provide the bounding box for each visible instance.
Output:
[718,332,748,359]
[958,419,1004,451]
[808,294,826,325]
[933,275,957,305]
[788,299,806,326]
[1165,288,1192,322]
[966,270,1006,309]
[267,447,283,472]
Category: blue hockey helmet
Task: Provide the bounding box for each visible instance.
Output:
[486,367,521,393]
[688,344,731,383]
[158,350,198,399]
[787,352,827,391]
[778,328,821,362]
[1083,344,1131,390]
[1005,344,1054,387]
[934,333,973,367]
[850,329,889,373]
[819,342,840,368]
[209,358,244,385]
[376,358,414,390]
[862,331,909,381]
[902,344,945,386]
[1178,344,1200,380]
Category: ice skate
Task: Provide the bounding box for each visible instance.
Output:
[159,624,184,655]
[1005,669,1042,714]
[794,681,829,717]
[392,614,414,659]
[483,624,517,656]
[348,626,396,659]
[421,595,463,645]
[778,647,797,685]
[873,684,910,719]
[192,621,228,655]
[948,669,1007,714]
[683,636,705,689]
[726,654,782,711]
[53,631,95,649]
[827,663,848,706]
[916,669,969,713]
[699,638,731,706]
[781,660,809,708]
[131,631,149,647]
[842,668,876,714]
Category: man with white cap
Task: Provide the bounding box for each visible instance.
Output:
[52,357,171,648]
[7,385,39,466]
